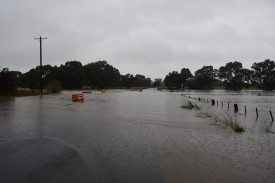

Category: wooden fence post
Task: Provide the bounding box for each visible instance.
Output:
[270,110,274,121]
[234,104,238,112]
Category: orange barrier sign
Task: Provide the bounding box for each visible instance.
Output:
[139,88,143,92]
[72,92,84,102]
[101,89,106,93]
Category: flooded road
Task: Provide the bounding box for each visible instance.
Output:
[0,89,274,183]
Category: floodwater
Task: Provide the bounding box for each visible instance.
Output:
[0,89,274,183]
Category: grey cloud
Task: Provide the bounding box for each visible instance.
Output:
[1,0,275,79]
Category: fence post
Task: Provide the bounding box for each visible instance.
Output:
[234,104,238,112]
[270,111,274,121]
[256,107,258,118]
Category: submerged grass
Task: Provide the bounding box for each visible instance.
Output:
[181,101,201,110]
[197,110,245,133]
[216,113,245,133]
[196,111,212,118]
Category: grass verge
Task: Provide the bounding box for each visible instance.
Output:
[0,90,49,97]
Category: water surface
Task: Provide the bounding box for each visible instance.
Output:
[0,89,274,183]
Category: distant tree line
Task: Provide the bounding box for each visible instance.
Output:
[164,59,275,91]
[1,59,274,92]
[0,61,152,92]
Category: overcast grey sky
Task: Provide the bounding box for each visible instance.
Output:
[1,0,275,79]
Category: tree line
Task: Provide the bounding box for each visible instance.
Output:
[0,60,152,92]
[162,59,275,91]
[1,59,274,92]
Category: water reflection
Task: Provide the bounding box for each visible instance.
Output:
[0,97,15,141]
[37,95,44,138]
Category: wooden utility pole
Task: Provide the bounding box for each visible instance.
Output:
[35,36,47,92]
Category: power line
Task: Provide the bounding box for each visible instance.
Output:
[35,36,47,93]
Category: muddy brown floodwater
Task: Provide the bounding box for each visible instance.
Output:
[0,89,274,183]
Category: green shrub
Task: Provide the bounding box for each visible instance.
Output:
[234,125,245,133]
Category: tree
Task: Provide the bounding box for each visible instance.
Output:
[120,74,133,88]
[241,68,254,88]
[144,77,152,87]
[83,61,121,89]
[251,59,275,91]
[21,67,40,89]
[46,79,62,93]
[218,61,248,90]
[61,61,82,71]
[152,78,163,87]
[164,71,181,88]
[9,71,23,88]
[180,68,193,89]
[55,61,83,89]
[0,68,16,92]
[133,74,146,87]
[120,73,151,88]
[2,60,153,90]
[193,66,216,89]
[22,65,55,90]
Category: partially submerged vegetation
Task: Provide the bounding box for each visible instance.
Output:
[234,125,245,133]
[215,113,245,133]
[197,111,245,133]
[0,90,49,97]
[181,101,201,110]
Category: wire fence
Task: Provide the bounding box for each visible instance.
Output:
[181,93,275,132]
[182,94,274,121]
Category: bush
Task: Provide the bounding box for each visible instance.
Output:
[234,125,245,133]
